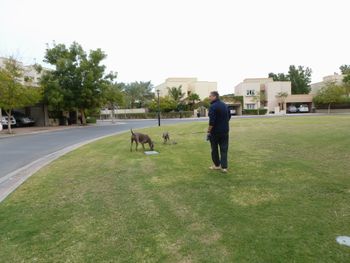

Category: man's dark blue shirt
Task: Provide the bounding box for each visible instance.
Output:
[208,99,231,134]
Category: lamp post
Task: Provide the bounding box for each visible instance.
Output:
[0,108,2,131]
[156,89,160,126]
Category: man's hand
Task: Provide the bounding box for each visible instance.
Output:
[206,133,211,141]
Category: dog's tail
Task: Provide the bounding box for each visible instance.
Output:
[130,129,135,135]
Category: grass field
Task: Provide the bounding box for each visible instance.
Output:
[0,116,350,262]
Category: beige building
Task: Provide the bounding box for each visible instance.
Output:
[155,77,217,100]
[234,78,314,113]
[235,78,291,112]
[310,73,344,95]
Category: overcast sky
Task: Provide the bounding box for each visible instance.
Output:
[1,0,349,94]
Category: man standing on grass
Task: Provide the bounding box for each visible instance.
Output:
[207,91,231,173]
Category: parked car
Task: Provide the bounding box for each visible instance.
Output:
[1,116,16,127]
[287,105,298,113]
[12,111,35,127]
[298,105,309,113]
[230,109,237,115]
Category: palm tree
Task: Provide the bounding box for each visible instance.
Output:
[187,93,200,110]
[167,86,185,104]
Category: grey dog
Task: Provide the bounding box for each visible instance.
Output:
[130,129,154,152]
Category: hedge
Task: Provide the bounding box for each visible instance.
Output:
[111,111,194,119]
[242,109,268,115]
[86,117,97,124]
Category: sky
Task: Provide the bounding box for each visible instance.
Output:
[1,0,349,95]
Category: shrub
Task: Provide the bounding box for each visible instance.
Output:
[114,111,193,119]
[242,109,268,115]
[86,117,97,123]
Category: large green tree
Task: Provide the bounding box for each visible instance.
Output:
[42,42,112,124]
[268,65,312,94]
[313,82,345,114]
[0,57,42,133]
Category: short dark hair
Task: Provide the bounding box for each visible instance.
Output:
[210,91,220,99]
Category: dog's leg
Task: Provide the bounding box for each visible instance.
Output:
[130,138,133,152]
[142,143,145,151]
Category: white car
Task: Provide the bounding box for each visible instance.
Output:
[298,105,309,113]
[287,105,298,113]
[1,116,17,127]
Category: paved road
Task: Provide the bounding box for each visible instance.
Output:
[0,118,207,180]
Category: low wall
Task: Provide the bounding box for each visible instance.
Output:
[315,109,350,114]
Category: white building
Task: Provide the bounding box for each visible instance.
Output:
[0,57,49,126]
[234,78,314,113]
[155,77,217,100]
[0,57,43,87]
[234,78,291,112]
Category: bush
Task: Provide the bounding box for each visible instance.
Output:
[242,109,268,115]
[86,117,97,123]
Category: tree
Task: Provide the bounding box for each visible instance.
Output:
[197,97,211,109]
[268,72,289,81]
[275,91,289,111]
[313,82,345,114]
[148,96,177,112]
[167,85,185,104]
[340,64,350,75]
[187,93,200,110]
[251,91,267,115]
[123,81,154,108]
[268,65,312,94]
[340,65,350,97]
[42,42,111,125]
[0,57,42,133]
[288,65,312,94]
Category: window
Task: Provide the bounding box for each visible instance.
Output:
[246,104,256,109]
[246,90,256,96]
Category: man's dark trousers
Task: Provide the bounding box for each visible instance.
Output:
[210,133,229,169]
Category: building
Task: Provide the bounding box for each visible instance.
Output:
[155,77,217,100]
[0,57,49,126]
[234,78,314,113]
[310,73,344,95]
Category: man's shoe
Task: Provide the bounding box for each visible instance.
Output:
[209,165,221,170]
[221,168,228,173]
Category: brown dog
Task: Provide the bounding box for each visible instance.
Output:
[130,129,154,152]
[162,131,170,144]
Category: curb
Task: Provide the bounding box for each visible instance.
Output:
[0,130,128,203]
[0,125,92,140]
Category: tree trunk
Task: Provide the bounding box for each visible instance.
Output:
[80,109,86,125]
[6,110,12,134]
[328,103,331,114]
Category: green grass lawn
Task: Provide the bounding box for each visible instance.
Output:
[1,116,350,262]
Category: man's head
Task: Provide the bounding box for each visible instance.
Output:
[209,91,220,102]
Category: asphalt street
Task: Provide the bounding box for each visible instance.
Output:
[0,118,207,180]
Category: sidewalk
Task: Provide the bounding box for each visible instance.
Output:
[0,125,84,139]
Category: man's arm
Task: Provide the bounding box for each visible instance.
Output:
[208,105,216,133]
[227,106,231,121]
